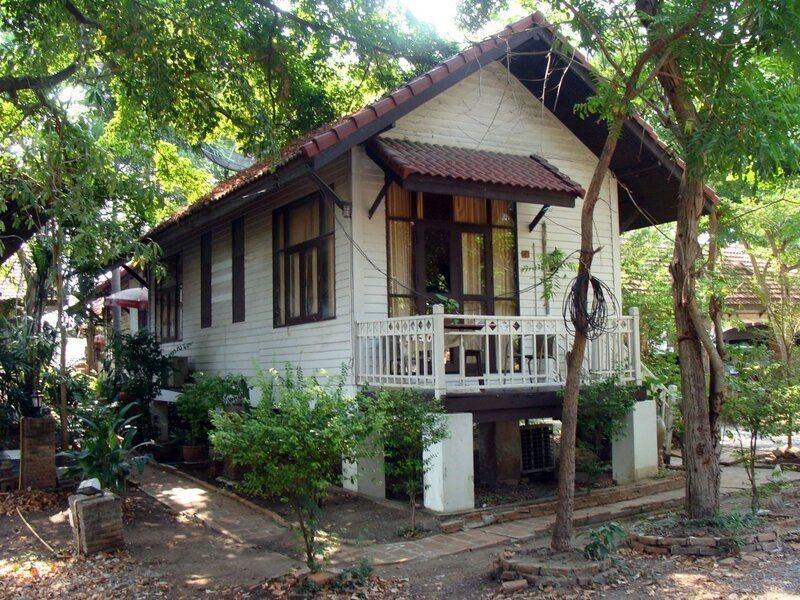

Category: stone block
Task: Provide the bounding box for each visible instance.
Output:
[502,579,528,594]
[69,492,124,555]
[687,536,717,547]
[509,560,540,575]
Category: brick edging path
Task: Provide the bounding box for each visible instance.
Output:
[628,515,800,557]
[438,475,684,533]
[330,488,686,566]
[629,530,781,557]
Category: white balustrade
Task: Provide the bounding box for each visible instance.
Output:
[355,307,642,396]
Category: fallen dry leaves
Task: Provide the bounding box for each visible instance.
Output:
[0,489,68,516]
[220,571,411,599]
[0,549,174,599]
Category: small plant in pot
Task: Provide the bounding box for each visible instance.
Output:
[175,373,249,463]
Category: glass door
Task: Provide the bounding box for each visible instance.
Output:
[415,224,456,314]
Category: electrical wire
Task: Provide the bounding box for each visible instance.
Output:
[562,272,620,339]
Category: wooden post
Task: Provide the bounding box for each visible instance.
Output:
[432,304,446,399]
[629,307,642,384]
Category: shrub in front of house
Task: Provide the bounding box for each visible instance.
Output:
[361,387,448,534]
[175,373,249,462]
[60,401,151,494]
[209,366,371,571]
[570,376,637,483]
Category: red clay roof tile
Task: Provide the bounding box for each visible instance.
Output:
[368,138,585,198]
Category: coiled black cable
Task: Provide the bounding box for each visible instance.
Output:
[562,273,619,340]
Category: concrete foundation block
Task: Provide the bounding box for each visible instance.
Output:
[424,412,474,513]
[495,420,522,484]
[612,399,659,484]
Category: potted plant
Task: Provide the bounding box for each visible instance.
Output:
[175,373,249,463]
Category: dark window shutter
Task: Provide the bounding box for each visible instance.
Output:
[232,217,245,323]
[200,232,212,328]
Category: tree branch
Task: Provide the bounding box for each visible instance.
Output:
[0,62,80,95]
[251,0,427,63]
[63,0,101,28]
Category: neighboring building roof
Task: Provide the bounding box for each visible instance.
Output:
[723,247,799,309]
[366,138,585,204]
[147,11,718,243]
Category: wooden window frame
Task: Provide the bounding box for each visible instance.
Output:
[200,232,212,329]
[156,254,182,342]
[273,192,336,327]
[386,190,520,317]
[231,217,246,323]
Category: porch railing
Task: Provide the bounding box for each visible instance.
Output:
[355,305,641,396]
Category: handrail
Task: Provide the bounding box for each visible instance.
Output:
[356,307,641,397]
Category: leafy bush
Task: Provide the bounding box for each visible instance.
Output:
[105,330,174,442]
[176,373,249,445]
[42,367,95,440]
[60,401,151,493]
[210,366,371,570]
[584,521,626,560]
[575,376,637,457]
[645,350,681,389]
[722,346,800,510]
[0,316,56,419]
[364,388,449,530]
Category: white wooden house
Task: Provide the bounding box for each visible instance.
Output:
[138,13,716,512]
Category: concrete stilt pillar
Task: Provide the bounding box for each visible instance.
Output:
[342,435,385,500]
[612,399,659,484]
[424,413,474,513]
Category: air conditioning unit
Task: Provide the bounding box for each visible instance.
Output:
[520,423,555,474]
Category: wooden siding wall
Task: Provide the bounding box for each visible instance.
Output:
[351,61,622,321]
[155,157,354,396]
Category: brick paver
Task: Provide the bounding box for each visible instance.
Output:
[331,466,800,566]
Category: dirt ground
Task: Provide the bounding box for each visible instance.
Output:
[0,490,309,598]
[376,536,800,599]
[4,484,800,599]
[177,462,439,543]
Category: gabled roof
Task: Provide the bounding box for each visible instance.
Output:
[366,138,585,205]
[722,247,799,309]
[147,11,716,243]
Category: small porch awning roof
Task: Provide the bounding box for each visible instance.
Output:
[366,138,585,208]
[104,287,148,310]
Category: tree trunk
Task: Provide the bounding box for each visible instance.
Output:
[53,233,69,450]
[86,305,96,373]
[551,117,624,551]
[670,173,721,518]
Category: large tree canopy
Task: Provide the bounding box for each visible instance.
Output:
[1,0,456,270]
